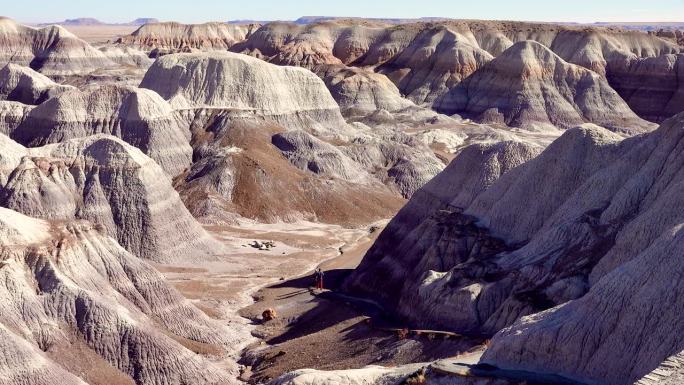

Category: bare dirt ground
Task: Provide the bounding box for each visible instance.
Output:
[233,224,486,384]
[61,25,138,43]
[152,220,389,369]
[153,219,486,384]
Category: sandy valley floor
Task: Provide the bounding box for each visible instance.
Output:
[152,219,486,383]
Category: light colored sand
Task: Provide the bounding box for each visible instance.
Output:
[60,25,139,44]
[152,220,385,364]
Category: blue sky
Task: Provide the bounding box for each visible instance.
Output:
[4,0,684,24]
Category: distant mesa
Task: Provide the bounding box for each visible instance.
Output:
[37,17,160,26]
[293,16,453,25]
[46,17,105,26]
[130,18,160,25]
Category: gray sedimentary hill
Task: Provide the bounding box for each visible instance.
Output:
[11,84,192,176]
[0,134,221,262]
[0,63,74,104]
[345,112,684,385]
[139,51,443,216]
[229,20,682,123]
[0,17,116,75]
[435,40,655,134]
[0,101,32,136]
[141,51,351,136]
[608,53,684,122]
[0,208,237,385]
[313,64,414,116]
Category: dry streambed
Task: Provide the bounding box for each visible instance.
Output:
[152,220,385,378]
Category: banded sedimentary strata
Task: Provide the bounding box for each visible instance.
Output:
[0,17,116,75]
[346,113,684,385]
[0,63,74,104]
[0,208,236,385]
[11,84,192,176]
[0,134,221,262]
[117,21,259,53]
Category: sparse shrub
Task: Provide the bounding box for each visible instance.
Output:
[262,308,277,321]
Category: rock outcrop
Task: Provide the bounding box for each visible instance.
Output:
[314,64,414,116]
[272,129,377,184]
[0,208,236,385]
[376,25,494,106]
[435,41,655,134]
[607,53,684,122]
[341,131,446,198]
[117,21,259,53]
[141,51,351,135]
[12,84,192,176]
[0,17,116,75]
[0,63,74,104]
[0,134,221,262]
[0,101,32,136]
[637,352,684,385]
[346,113,684,385]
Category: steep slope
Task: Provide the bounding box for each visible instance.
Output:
[138,51,438,223]
[314,64,414,116]
[0,17,116,75]
[0,134,221,262]
[435,40,655,134]
[0,208,237,385]
[117,21,259,53]
[0,63,74,104]
[232,20,681,122]
[11,84,191,176]
[345,113,684,385]
[344,139,546,330]
[607,53,684,122]
[174,111,405,225]
[375,25,494,106]
[0,101,32,136]
[140,51,350,135]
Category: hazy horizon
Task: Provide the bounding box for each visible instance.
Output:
[5,0,684,24]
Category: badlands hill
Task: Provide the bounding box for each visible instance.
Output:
[345,112,684,385]
[0,14,681,385]
[2,14,677,131]
[434,40,655,133]
[0,17,117,75]
[225,19,682,124]
[0,63,74,104]
[137,51,443,223]
[0,208,237,385]
[0,134,220,262]
[10,83,192,176]
[141,51,350,135]
[117,22,259,53]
